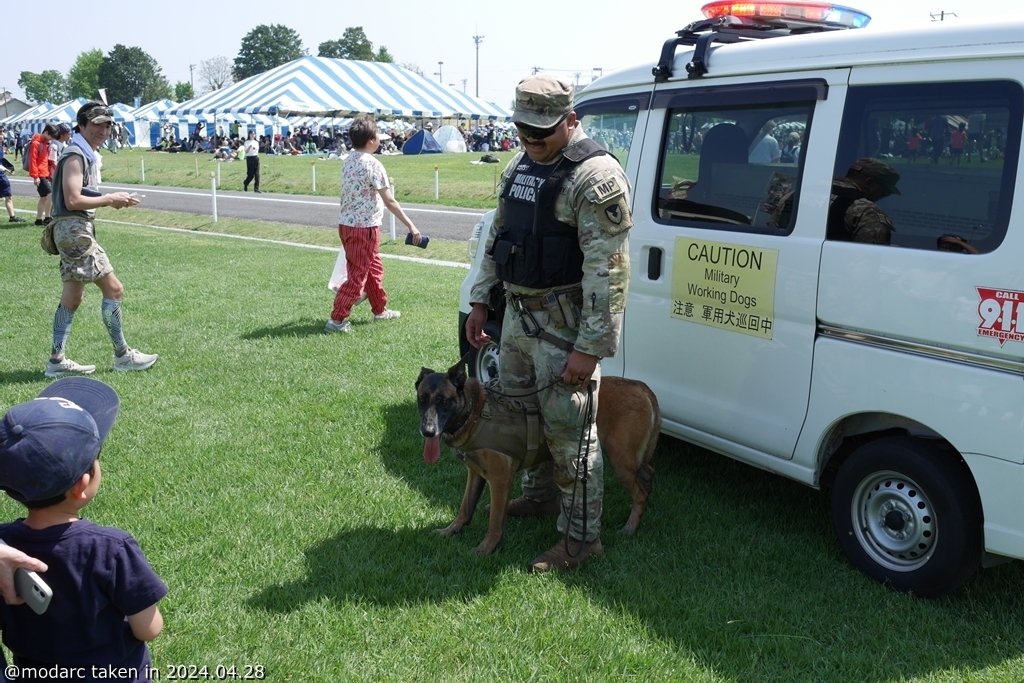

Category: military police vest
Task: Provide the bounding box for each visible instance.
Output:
[491,139,607,288]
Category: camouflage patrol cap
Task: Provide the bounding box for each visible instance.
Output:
[512,75,574,128]
[849,158,901,195]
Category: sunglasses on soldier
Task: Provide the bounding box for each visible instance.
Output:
[515,114,569,141]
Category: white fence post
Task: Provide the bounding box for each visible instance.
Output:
[211,173,218,222]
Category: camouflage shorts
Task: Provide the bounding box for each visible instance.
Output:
[53,216,113,283]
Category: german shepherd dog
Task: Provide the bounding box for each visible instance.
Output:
[416,361,660,555]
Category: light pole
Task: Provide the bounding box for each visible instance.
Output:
[473,35,484,97]
[189,64,196,90]
[435,61,444,83]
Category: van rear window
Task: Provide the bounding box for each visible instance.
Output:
[833,81,1022,253]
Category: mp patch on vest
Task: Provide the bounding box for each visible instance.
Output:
[587,173,625,205]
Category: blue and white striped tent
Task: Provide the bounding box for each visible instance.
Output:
[166,56,512,121]
[132,99,177,122]
[17,98,90,132]
[132,99,178,147]
[0,101,55,127]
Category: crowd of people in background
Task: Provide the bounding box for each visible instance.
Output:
[5,117,522,166]
[143,120,520,160]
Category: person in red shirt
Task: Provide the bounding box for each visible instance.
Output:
[950,122,968,166]
[27,124,57,225]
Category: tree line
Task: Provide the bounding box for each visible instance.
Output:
[17,26,393,106]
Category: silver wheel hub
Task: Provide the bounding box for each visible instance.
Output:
[851,471,936,572]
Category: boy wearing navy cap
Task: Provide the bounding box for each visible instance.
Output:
[0,378,167,681]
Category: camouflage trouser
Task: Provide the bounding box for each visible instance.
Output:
[499,295,603,542]
[52,216,113,283]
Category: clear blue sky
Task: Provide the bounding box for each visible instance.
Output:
[2,0,1018,109]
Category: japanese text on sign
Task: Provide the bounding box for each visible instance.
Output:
[671,238,778,340]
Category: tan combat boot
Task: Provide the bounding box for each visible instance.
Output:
[529,537,603,572]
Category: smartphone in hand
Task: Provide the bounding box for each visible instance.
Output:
[15,567,52,615]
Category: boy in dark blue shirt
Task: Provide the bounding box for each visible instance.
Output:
[0,378,167,682]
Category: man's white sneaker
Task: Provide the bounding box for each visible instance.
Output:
[324,319,352,333]
[112,348,159,372]
[373,309,401,321]
[44,358,96,378]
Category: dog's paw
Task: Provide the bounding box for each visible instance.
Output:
[473,538,501,555]
[435,523,464,537]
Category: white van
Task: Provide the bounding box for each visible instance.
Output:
[458,2,1024,597]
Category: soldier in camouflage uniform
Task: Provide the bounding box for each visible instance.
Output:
[465,75,633,572]
[827,157,901,244]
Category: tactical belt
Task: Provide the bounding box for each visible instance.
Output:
[506,288,582,353]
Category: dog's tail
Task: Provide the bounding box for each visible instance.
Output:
[635,386,660,495]
[639,385,661,466]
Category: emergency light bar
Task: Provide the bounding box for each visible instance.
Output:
[701,1,871,28]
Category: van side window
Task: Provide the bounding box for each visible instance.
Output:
[655,103,813,235]
[575,97,645,170]
[833,81,1023,253]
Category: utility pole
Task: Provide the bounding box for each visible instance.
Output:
[435,61,443,83]
[189,64,196,90]
[461,78,468,94]
[930,10,957,20]
[473,34,484,97]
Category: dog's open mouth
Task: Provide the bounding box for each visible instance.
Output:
[423,436,441,465]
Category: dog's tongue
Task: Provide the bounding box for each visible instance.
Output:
[423,436,441,465]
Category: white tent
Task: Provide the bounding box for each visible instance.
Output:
[432,125,468,153]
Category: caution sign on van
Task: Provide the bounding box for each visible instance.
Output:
[671,238,778,340]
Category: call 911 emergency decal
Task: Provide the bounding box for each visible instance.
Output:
[977,287,1024,346]
[671,237,778,340]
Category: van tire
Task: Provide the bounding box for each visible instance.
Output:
[468,321,502,383]
[829,435,982,597]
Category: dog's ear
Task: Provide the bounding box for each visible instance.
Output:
[416,367,433,389]
[447,360,467,390]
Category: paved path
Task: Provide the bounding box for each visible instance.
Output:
[7,177,486,242]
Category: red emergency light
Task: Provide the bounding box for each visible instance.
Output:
[701,1,871,28]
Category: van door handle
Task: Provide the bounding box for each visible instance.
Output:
[647,247,663,280]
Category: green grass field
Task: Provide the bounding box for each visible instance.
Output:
[1,214,1024,682]
[92,148,513,210]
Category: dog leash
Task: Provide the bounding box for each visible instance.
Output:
[564,382,595,558]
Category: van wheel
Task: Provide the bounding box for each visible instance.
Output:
[468,321,502,383]
[829,435,982,597]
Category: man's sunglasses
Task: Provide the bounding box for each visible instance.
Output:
[84,106,113,119]
[515,114,568,141]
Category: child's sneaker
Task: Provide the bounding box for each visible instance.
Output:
[44,357,96,378]
[112,348,159,372]
[324,319,352,333]
[373,309,401,321]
